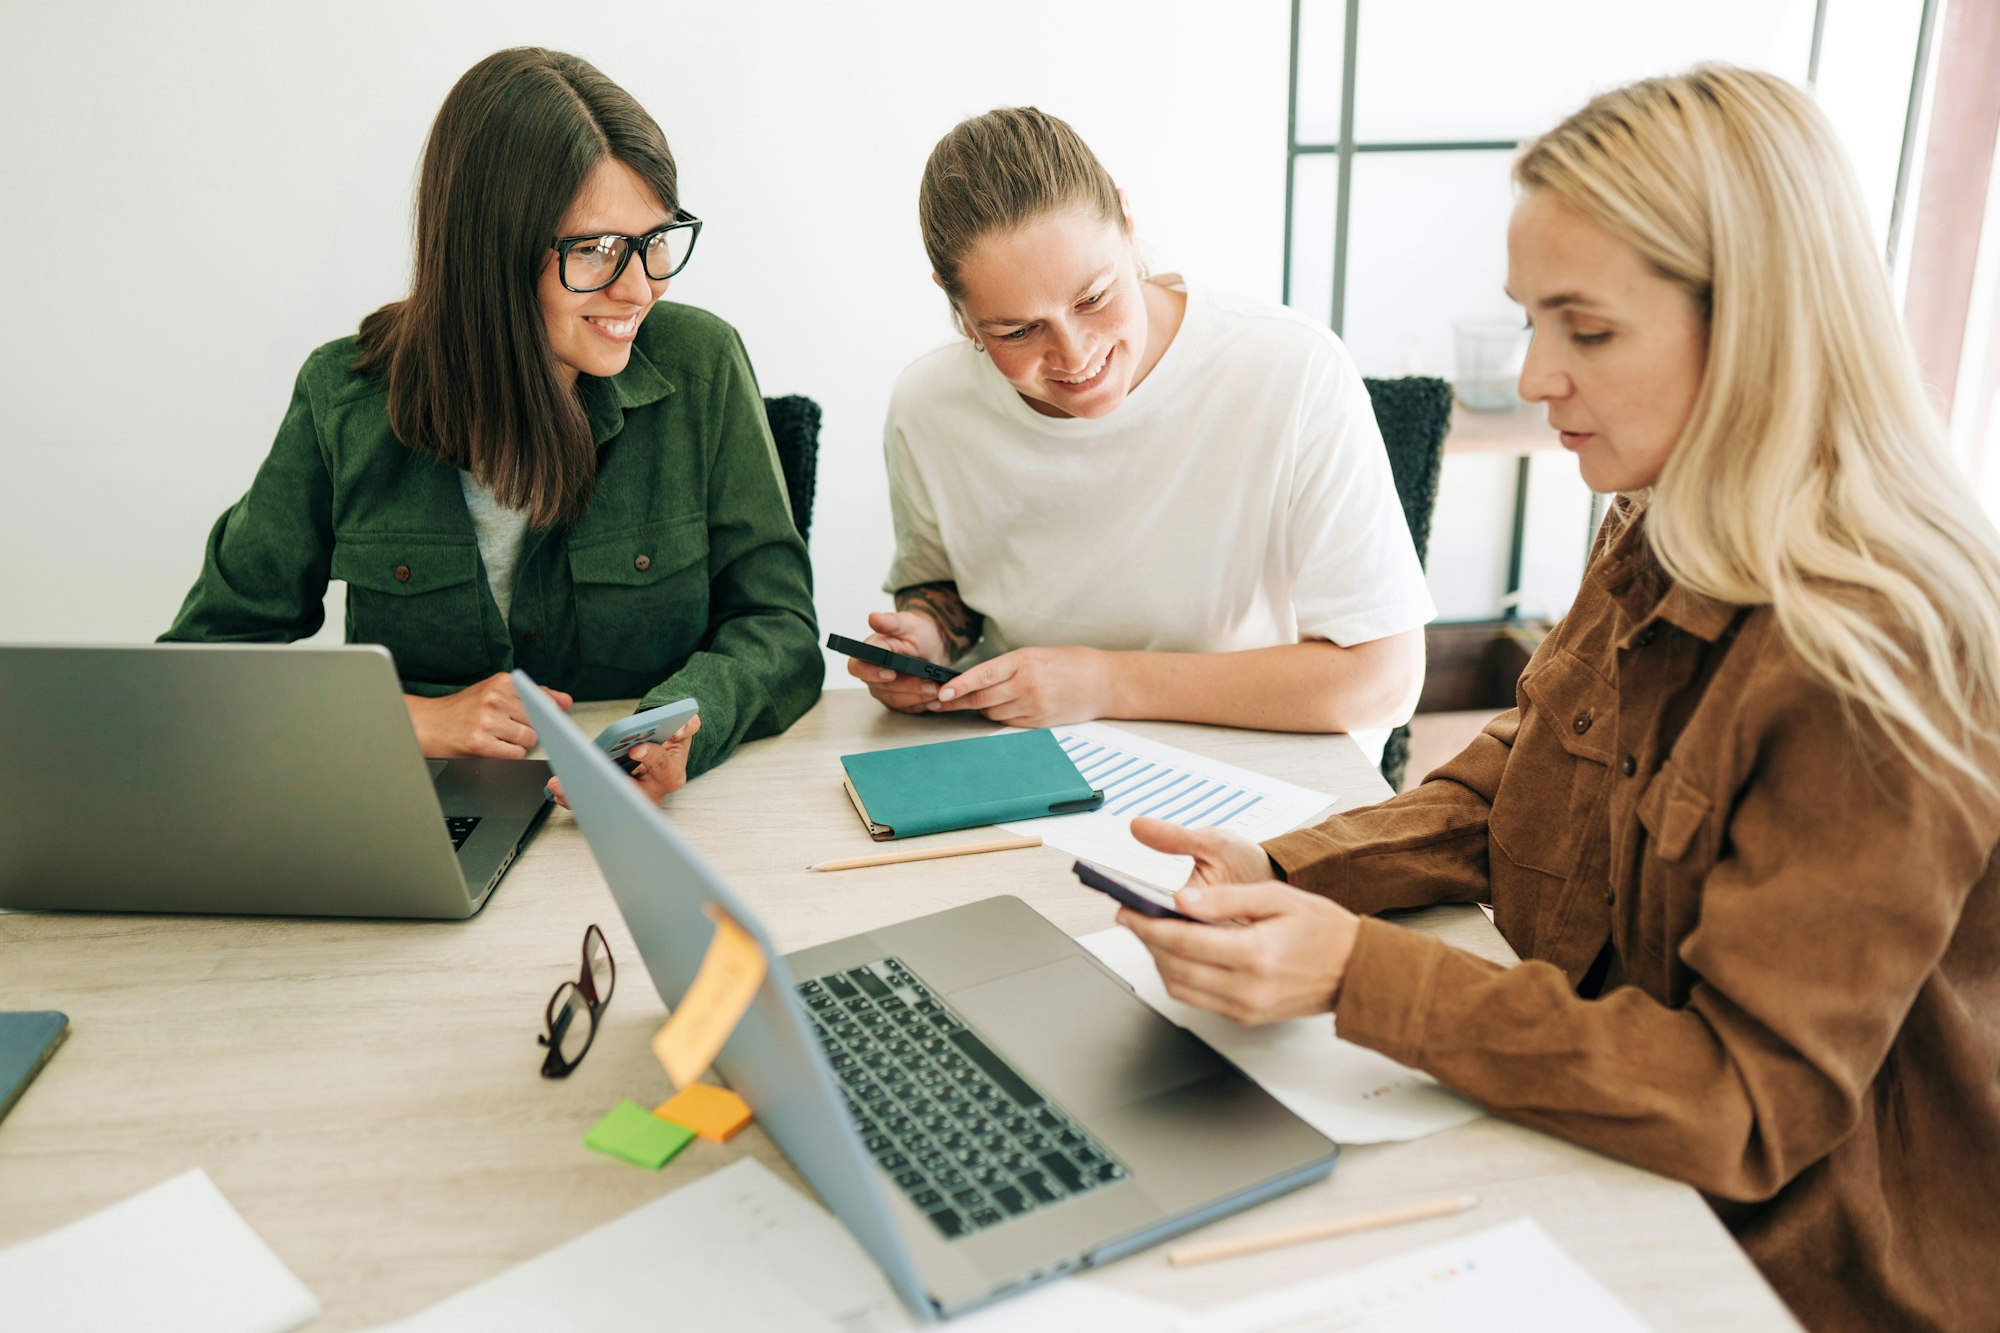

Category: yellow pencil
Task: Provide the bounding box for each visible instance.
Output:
[1166,1193,1479,1267]
[807,835,1042,873]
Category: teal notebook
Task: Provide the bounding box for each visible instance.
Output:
[839,729,1104,840]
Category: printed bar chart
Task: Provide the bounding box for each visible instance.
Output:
[1058,734,1271,831]
[999,723,1337,889]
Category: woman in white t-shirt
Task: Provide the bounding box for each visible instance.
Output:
[854,107,1432,758]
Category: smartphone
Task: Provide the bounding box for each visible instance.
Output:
[591,697,699,774]
[826,632,961,684]
[1072,859,1200,922]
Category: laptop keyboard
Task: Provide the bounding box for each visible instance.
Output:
[444,815,480,851]
[797,957,1127,1241]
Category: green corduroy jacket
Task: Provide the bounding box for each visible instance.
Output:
[161,301,823,780]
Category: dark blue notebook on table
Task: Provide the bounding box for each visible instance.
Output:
[839,729,1104,840]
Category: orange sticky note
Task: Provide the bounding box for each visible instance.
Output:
[651,904,767,1089]
[654,1083,754,1143]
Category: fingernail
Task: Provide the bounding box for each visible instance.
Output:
[924,702,941,712]
[938,688,955,701]
[1180,888,1203,907]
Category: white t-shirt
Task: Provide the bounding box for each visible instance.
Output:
[883,278,1435,757]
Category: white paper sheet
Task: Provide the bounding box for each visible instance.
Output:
[939,1278,1178,1331]
[1183,1218,1647,1332]
[378,1156,1178,1332]
[377,1158,906,1332]
[1000,723,1336,889]
[0,1168,320,1333]
[1080,927,1483,1144]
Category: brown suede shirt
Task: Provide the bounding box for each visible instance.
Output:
[1267,517,2000,1332]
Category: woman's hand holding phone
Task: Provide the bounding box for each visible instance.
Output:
[549,711,701,809]
[1128,817,1275,886]
[844,611,955,712]
[592,698,699,771]
[1112,817,1361,1026]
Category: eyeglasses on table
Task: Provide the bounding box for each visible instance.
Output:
[539,923,616,1079]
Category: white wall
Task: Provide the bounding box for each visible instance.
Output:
[0,0,1940,669]
[0,0,1290,670]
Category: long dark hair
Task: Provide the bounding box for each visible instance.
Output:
[354,48,678,527]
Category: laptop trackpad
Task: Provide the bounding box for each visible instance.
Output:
[948,956,1227,1118]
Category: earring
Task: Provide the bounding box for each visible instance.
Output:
[971,342,985,353]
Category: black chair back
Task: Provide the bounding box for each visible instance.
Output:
[763,395,822,543]
[1361,376,1453,792]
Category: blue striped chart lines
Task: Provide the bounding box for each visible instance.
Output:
[1059,734,1268,830]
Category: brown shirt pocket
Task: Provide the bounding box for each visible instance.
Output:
[1633,760,1715,988]
[1491,649,1617,881]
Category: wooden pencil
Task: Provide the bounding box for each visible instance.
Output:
[1166,1193,1479,1267]
[807,835,1042,873]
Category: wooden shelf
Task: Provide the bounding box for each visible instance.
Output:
[1443,401,1556,456]
[1419,618,1540,712]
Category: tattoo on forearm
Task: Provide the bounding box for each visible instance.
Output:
[895,582,984,660]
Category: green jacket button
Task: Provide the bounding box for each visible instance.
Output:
[634,554,652,573]
[393,563,411,583]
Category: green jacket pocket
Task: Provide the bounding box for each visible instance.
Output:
[332,538,486,686]
[567,515,708,674]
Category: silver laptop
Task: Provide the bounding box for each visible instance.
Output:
[516,670,1337,1320]
[0,644,552,919]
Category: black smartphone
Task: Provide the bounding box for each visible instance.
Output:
[826,632,961,684]
[1072,859,1199,922]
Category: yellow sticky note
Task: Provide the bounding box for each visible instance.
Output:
[651,905,767,1089]
[654,1083,754,1143]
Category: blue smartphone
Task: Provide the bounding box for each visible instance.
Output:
[1072,859,1199,922]
[591,697,699,774]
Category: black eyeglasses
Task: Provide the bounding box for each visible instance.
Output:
[551,210,702,293]
[538,924,616,1078]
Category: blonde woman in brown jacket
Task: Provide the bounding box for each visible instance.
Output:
[1118,66,2000,1333]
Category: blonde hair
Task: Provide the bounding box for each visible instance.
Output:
[918,106,1122,306]
[1517,65,2000,803]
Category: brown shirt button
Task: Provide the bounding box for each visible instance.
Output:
[1621,755,1637,776]
[1636,626,1658,647]
[1573,714,1592,735]
[633,554,652,573]
[393,563,411,583]
[522,631,542,646]
[1604,886,1616,905]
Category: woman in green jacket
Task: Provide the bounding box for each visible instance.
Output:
[163,48,822,800]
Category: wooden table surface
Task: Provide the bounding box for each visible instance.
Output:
[0,688,1795,1328]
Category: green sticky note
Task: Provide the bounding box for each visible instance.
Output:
[585,1099,695,1169]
